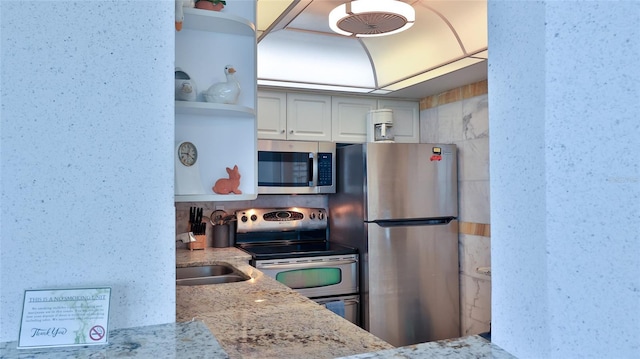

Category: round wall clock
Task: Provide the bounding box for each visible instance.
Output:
[178,141,198,167]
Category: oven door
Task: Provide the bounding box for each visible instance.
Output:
[255,254,358,298]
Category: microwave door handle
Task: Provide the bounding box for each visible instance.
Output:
[258,259,357,270]
[308,153,314,186]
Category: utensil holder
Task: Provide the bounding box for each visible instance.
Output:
[188,234,206,250]
[212,224,230,248]
[227,221,236,246]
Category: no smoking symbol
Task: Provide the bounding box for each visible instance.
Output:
[89,325,106,341]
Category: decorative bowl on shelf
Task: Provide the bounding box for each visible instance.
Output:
[175,68,197,101]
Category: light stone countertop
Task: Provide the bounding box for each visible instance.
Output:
[0,321,227,358]
[176,248,516,359]
[337,335,516,359]
[176,247,394,359]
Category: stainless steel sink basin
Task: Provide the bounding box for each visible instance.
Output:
[176,264,249,286]
[176,265,234,279]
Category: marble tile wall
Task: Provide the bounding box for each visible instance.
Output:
[420,80,491,336]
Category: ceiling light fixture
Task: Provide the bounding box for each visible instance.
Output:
[329,0,415,38]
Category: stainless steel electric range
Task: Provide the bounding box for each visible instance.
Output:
[235,207,360,326]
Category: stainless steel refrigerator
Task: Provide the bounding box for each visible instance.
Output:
[328,143,460,347]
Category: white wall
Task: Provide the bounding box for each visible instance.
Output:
[0,2,175,341]
[489,1,640,357]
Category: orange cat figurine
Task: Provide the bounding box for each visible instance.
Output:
[212,165,242,194]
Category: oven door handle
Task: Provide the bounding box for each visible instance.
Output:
[318,298,359,306]
[257,259,357,270]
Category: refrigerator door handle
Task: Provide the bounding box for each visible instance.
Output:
[369,217,455,227]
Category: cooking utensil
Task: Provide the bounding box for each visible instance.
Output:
[209,209,228,226]
[220,214,236,223]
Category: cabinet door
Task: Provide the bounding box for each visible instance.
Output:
[257,91,287,140]
[332,97,377,143]
[377,100,420,143]
[287,93,332,141]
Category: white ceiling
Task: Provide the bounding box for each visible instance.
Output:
[257,0,487,100]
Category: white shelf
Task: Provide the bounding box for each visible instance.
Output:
[175,193,257,203]
[175,101,255,118]
[183,8,255,36]
[175,2,257,203]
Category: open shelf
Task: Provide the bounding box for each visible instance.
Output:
[175,101,255,118]
[175,3,257,203]
[175,193,257,202]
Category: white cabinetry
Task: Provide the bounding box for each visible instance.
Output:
[331,97,377,143]
[378,99,420,143]
[286,93,332,141]
[257,92,331,141]
[257,90,420,144]
[257,91,287,140]
[174,4,257,202]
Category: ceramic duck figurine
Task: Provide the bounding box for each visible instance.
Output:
[175,0,184,31]
[203,65,241,104]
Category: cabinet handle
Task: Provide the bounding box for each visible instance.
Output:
[281,129,285,134]
[289,130,294,134]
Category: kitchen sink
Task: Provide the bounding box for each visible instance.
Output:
[176,264,249,286]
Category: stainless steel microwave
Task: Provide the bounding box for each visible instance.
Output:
[257,140,336,194]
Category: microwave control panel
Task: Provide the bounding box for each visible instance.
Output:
[317,153,333,186]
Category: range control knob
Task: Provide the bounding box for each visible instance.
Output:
[250,214,258,222]
[319,212,325,220]
[240,215,248,223]
[310,213,316,220]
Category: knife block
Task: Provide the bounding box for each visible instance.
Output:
[188,234,206,250]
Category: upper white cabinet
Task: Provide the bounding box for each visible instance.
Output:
[378,99,420,143]
[286,93,332,141]
[175,3,257,202]
[257,91,287,140]
[257,91,331,141]
[331,97,378,143]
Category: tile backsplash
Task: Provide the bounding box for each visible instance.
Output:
[175,195,328,249]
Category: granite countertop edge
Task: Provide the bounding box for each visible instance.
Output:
[0,320,227,358]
